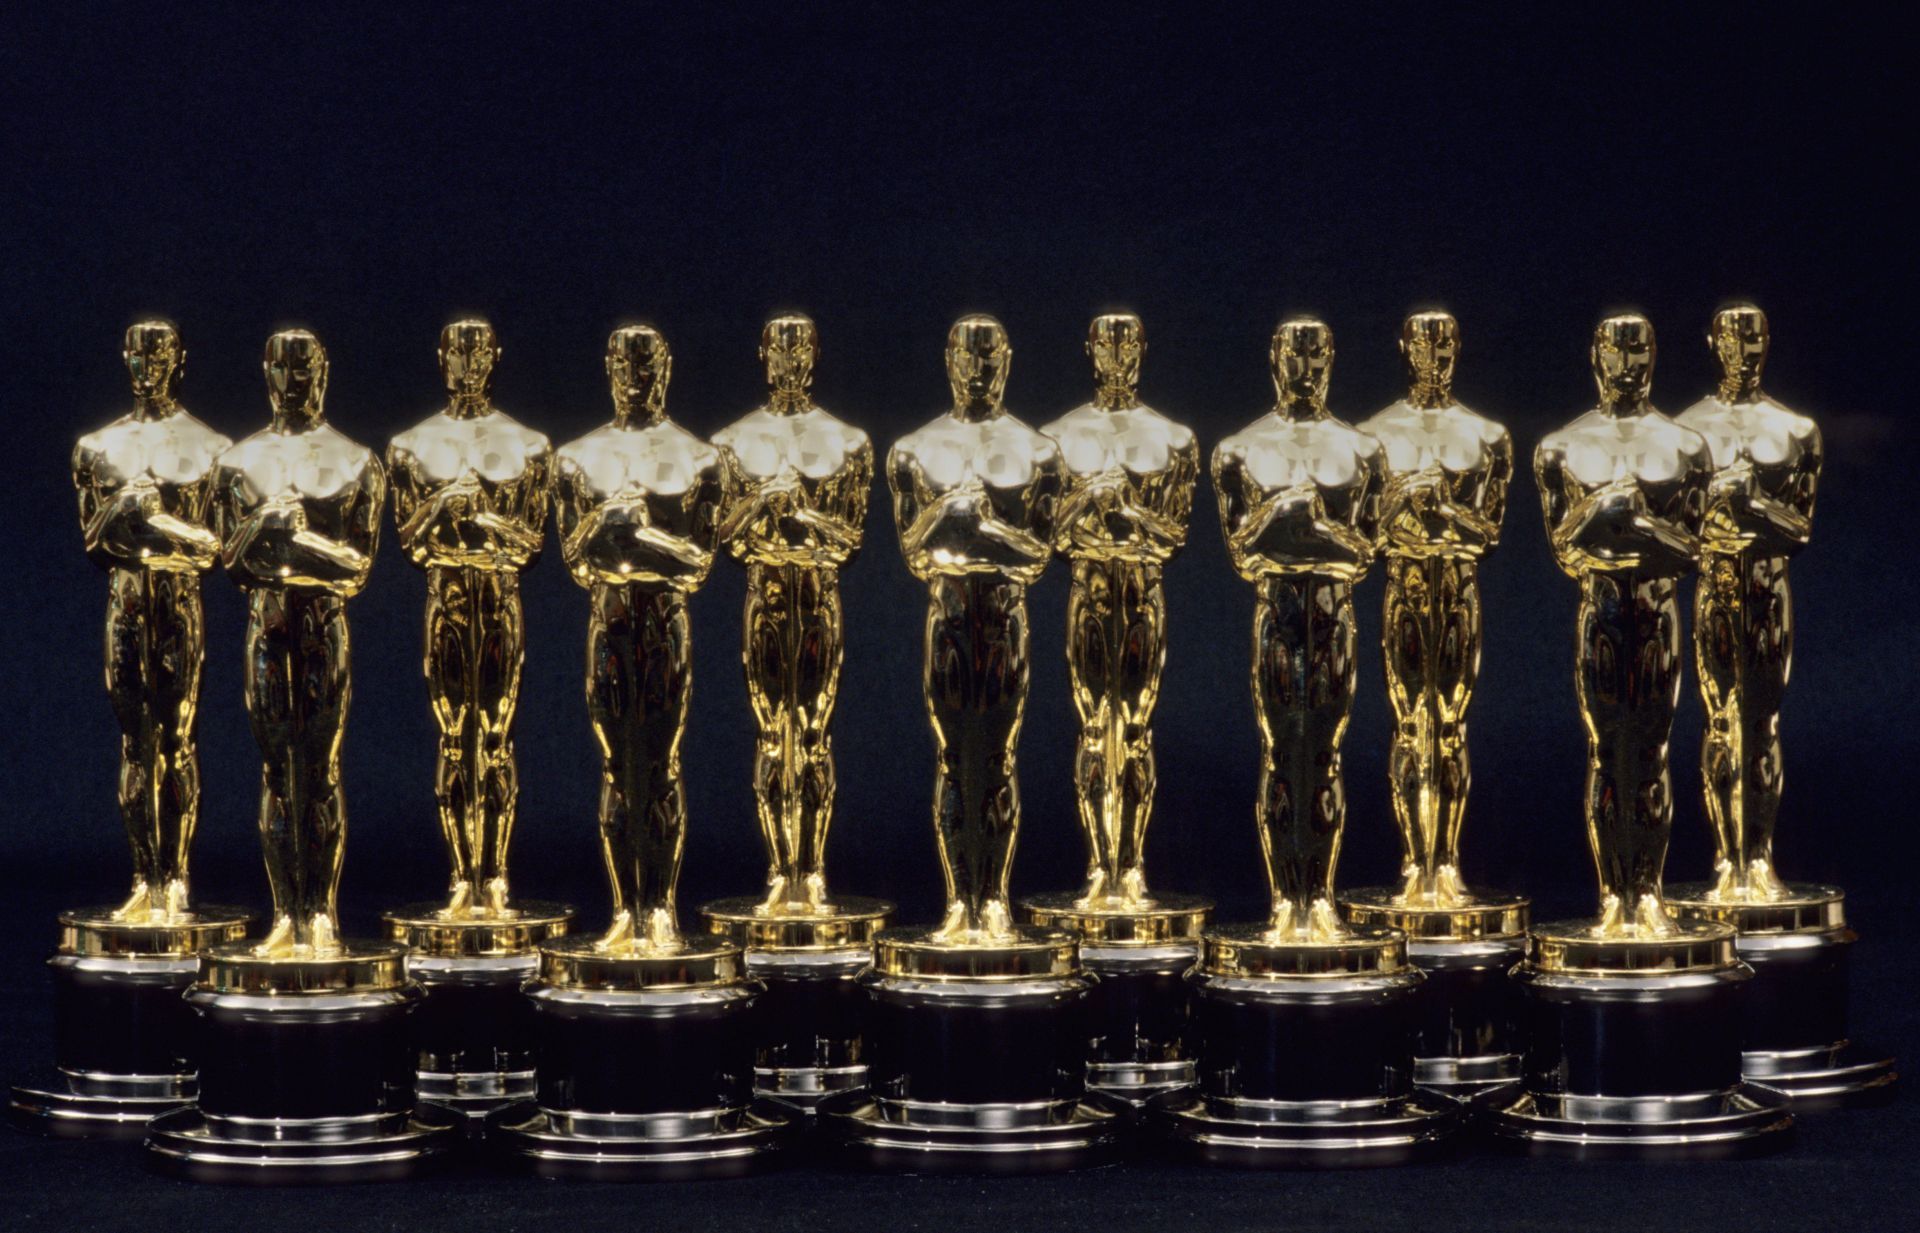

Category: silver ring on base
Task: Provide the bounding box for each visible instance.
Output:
[143,1104,461,1184]
[817,1090,1130,1174]
[485,1100,793,1181]
[1477,1083,1795,1160]
[1148,1088,1460,1169]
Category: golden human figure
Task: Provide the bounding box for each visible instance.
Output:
[1213,318,1382,943]
[1676,305,1821,903]
[554,325,725,954]
[389,320,551,920]
[1362,312,1511,907]
[1536,315,1711,937]
[714,315,871,916]
[1043,313,1198,910]
[889,315,1063,944]
[212,330,386,958]
[72,322,229,923]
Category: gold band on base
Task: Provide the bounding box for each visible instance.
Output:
[700,895,894,952]
[198,940,409,995]
[1021,891,1212,945]
[538,935,743,991]
[1200,922,1409,979]
[383,901,576,958]
[1340,888,1530,942]
[1526,918,1739,976]
[59,906,251,959]
[1664,883,1846,935]
[872,927,1079,981]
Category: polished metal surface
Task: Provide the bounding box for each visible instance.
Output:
[819,1089,1128,1174]
[213,329,386,959]
[145,1102,460,1184]
[1213,319,1383,944]
[1151,1087,1459,1169]
[487,1099,792,1181]
[554,325,726,956]
[1480,1085,1793,1161]
[388,319,552,923]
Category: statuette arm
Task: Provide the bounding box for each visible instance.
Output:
[77,472,220,572]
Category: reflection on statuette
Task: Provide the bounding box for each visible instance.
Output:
[213,330,387,958]
[72,322,230,925]
[889,315,1063,944]
[1043,313,1198,912]
[714,315,873,917]
[1362,312,1512,910]
[1212,318,1382,943]
[389,320,552,921]
[1675,305,1821,904]
[554,325,726,955]
[1535,315,1711,938]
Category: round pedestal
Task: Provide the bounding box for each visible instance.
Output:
[485,935,791,1180]
[1023,891,1210,1103]
[1342,888,1529,1092]
[701,894,893,1110]
[1481,919,1795,1160]
[383,900,574,1119]
[9,905,249,1139]
[145,941,458,1183]
[820,926,1122,1172]
[1667,882,1897,1108]
[1151,923,1458,1168]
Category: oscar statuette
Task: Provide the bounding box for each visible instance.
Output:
[11,323,249,1137]
[485,325,792,1179]
[1151,318,1459,1167]
[1021,313,1211,1104]
[1484,314,1794,1157]
[820,316,1127,1171]
[382,320,573,1123]
[1665,305,1895,1106]
[699,315,892,1113]
[1340,312,1530,1094]
[145,330,459,1182]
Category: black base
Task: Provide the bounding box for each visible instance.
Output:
[743,947,873,1109]
[9,1066,192,1140]
[1479,1084,1795,1160]
[1734,926,1897,1109]
[145,1105,461,1183]
[1149,1088,1460,1168]
[487,1100,793,1180]
[1746,1040,1897,1109]
[818,1089,1128,1173]
[1080,942,1200,1103]
[407,952,542,1121]
[1406,937,1525,1094]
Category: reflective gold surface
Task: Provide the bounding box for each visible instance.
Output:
[554,325,726,955]
[58,907,247,959]
[383,901,573,958]
[1676,305,1822,904]
[199,941,408,995]
[872,930,1078,981]
[1525,919,1737,976]
[1023,890,1210,944]
[389,320,551,921]
[712,315,875,920]
[72,322,229,929]
[1535,315,1712,940]
[888,315,1064,945]
[1361,312,1514,919]
[1200,922,1408,979]
[702,895,892,951]
[213,330,386,960]
[1042,313,1199,914]
[1212,319,1382,943]
[538,935,742,991]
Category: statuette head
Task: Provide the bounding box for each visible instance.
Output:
[123,320,184,404]
[264,329,329,427]
[945,314,1011,418]
[1401,311,1459,408]
[438,318,500,400]
[760,313,818,405]
[606,324,672,425]
[1269,317,1333,413]
[1087,312,1145,408]
[1710,303,1769,399]
[1591,314,1656,407]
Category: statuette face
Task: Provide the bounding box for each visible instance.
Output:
[1213,319,1382,941]
[555,326,726,953]
[72,322,231,924]
[213,330,386,958]
[1536,315,1712,938]
[889,315,1063,943]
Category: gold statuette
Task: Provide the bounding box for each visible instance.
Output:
[1212,318,1382,948]
[1342,312,1527,948]
[1533,314,1712,946]
[213,330,387,959]
[887,315,1064,957]
[553,325,727,957]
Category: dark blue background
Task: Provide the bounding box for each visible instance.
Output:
[2,4,1913,1228]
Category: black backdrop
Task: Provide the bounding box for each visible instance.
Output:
[2,5,1914,1230]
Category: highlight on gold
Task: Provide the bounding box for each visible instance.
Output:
[213,329,387,959]
[888,314,1063,944]
[72,321,229,927]
[1212,318,1382,943]
[714,314,873,918]
[1043,313,1199,913]
[1534,314,1711,939]
[554,324,726,954]
[388,319,552,921]
[1678,305,1821,904]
